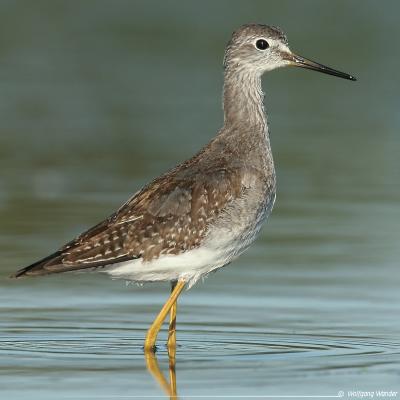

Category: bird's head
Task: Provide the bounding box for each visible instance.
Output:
[224,24,356,81]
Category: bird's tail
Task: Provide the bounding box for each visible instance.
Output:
[10,252,64,278]
[10,252,134,279]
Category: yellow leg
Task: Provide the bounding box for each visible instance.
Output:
[167,281,178,356]
[144,280,185,352]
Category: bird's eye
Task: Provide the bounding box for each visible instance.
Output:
[255,39,269,50]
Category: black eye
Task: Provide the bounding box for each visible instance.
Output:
[256,39,269,50]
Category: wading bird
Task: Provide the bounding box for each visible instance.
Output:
[12,24,356,353]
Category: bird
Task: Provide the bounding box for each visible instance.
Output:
[11,24,356,352]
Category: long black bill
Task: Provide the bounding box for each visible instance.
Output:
[288,53,356,81]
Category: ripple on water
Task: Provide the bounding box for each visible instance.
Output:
[1,330,397,362]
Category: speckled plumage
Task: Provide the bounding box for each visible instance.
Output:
[12,24,280,285]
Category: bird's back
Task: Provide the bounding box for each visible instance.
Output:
[11,134,275,283]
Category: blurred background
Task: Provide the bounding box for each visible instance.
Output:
[1,0,399,398]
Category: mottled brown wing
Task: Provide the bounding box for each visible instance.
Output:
[64,167,243,262]
[12,167,243,278]
[121,168,243,261]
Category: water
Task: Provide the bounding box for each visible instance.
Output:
[1,1,400,398]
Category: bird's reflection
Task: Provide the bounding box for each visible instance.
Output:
[145,347,178,399]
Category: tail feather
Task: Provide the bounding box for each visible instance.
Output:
[10,252,134,279]
[10,251,63,278]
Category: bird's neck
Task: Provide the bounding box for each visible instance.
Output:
[203,68,274,182]
[219,69,273,171]
[222,70,267,132]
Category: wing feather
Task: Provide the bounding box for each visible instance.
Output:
[11,164,245,278]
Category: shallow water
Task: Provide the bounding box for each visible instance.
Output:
[1,1,400,398]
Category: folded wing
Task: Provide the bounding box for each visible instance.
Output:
[11,165,243,278]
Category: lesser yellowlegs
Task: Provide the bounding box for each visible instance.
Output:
[11,24,356,352]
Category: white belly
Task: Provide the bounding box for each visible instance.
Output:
[104,238,236,288]
[103,188,276,288]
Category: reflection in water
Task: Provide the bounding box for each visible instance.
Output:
[0,326,399,398]
[145,349,178,399]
